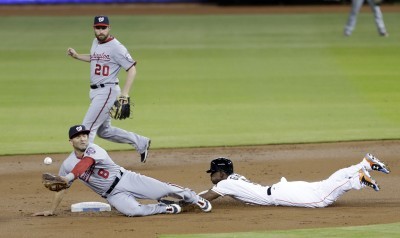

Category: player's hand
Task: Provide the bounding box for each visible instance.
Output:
[118,95,129,104]
[32,210,54,217]
[67,48,77,58]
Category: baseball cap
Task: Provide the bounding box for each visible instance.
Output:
[206,157,234,175]
[93,16,110,26]
[68,125,90,139]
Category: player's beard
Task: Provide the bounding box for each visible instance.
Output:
[96,33,109,43]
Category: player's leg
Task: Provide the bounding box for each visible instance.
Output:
[272,155,385,208]
[82,87,117,143]
[315,163,365,206]
[324,162,363,182]
[97,116,150,156]
[366,0,388,35]
[344,0,364,36]
[84,86,151,161]
[316,154,388,205]
[272,169,363,208]
[112,171,211,212]
[324,153,389,183]
[107,192,177,216]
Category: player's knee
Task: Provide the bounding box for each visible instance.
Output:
[97,130,105,139]
[96,128,110,139]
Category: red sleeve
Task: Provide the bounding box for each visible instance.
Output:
[71,157,95,179]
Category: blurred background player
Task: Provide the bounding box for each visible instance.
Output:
[344,0,388,36]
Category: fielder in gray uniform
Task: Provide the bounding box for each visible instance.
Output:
[33,125,212,217]
[67,16,150,163]
[199,156,390,208]
[344,0,388,36]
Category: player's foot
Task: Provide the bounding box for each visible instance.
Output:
[344,31,351,37]
[196,197,212,212]
[140,139,151,163]
[379,32,389,37]
[359,169,380,191]
[165,204,182,214]
[363,153,390,174]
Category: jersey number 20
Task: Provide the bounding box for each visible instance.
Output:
[95,64,110,76]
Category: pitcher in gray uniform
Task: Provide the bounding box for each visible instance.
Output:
[344,0,388,36]
[33,125,212,217]
[67,16,151,163]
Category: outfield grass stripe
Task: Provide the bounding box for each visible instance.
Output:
[160,222,400,238]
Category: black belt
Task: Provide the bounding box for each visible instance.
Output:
[267,186,272,196]
[90,82,118,89]
[102,170,123,198]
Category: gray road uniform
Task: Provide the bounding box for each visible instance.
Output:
[344,0,387,36]
[82,37,149,154]
[59,143,201,216]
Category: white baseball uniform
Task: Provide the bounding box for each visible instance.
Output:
[82,36,149,154]
[211,161,368,208]
[59,143,201,216]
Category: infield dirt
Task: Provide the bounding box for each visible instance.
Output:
[1,140,399,237]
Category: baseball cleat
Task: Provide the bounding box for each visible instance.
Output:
[379,32,389,37]
[165,204,182,214]
[363,153,390,174]
[140,139,151,163]
[196,197,212,212]
[359,169,380,191]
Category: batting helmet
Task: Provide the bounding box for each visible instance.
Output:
[206,157,234,175]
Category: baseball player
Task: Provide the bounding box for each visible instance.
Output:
[33,125,212,217]
[344,0,388,36]
[199,156,390,208]
[67,16,151,163]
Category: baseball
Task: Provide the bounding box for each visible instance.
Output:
[44,157,52,165]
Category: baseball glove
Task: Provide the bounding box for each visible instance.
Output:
[110,95,132,120]
[42,173,68,192]
[158,198,190,207]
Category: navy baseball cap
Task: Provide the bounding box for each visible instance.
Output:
[93,16,110,26]
[206,157,234,175]
[69,125,90,139]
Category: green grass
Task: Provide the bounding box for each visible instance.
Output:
[160,222,400,238]
[1,12,400,155]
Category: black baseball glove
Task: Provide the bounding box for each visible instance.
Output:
[110,95,132,120]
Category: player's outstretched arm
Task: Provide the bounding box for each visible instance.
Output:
[32,189,66,216]
[67,47,90,62]
[199,189,221,202]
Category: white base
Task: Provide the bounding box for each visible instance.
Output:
[71,202,111,212]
